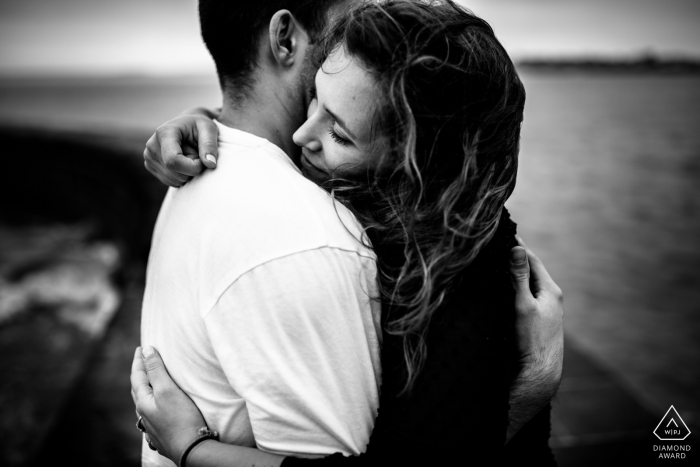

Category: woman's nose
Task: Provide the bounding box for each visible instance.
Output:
[293,119,322,152]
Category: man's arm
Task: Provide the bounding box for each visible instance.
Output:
[506,240,564,443]
[204,248,380,457]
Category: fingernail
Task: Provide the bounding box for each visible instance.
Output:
[206,154,217,165]
[142,345,154,358]
[511,247,527,265]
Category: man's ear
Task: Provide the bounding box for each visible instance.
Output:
[268,10,305,67]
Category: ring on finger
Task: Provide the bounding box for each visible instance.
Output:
[136,415,147,433]
[146,436,158,451]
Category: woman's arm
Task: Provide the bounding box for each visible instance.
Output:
[131,347,285,467]
[186,441,283,467]
[132,346,379,467]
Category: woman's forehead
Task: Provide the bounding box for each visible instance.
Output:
[317,47,378,142]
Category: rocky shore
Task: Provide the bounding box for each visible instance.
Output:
[0,127,166,466]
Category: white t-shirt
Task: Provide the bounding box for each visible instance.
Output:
[141,122,382,466]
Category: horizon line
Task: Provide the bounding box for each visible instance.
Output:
[2,53,700,81]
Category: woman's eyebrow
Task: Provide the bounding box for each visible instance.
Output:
[325,107,357,140]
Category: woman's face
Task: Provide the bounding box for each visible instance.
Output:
[293,46,381,184]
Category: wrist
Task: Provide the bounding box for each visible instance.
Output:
[519,352,562,394]
[183,439,217,467]
[178,426,220,467]
[521,340,564,386]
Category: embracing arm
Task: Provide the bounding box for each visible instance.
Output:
[132,347,285,467]
[143,108,220,187]
[505,240,564,443]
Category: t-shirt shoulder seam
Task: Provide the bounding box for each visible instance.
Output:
[203,245,376,320]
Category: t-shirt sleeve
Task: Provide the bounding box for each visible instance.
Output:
[203,247,381,458]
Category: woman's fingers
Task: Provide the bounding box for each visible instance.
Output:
[144,158,187,188]
[195,117,219,168]
[131,345,178,407]
[143,115,212,190]
[131,347,154,404]
[129,345,208,462]
[145,433,159,452]
[144,147,190,186]
[142,345,176,393]
[156,121,206,177]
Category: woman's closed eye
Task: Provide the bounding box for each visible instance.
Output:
[328,127,351,146]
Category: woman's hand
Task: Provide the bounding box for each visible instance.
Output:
[144,109,220,187]
[131,346,207,463]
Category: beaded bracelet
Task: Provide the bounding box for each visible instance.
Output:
[179,426,220,467]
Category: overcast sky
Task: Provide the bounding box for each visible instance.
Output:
[0,0,698,76]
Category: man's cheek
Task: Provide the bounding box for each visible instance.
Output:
[307,98,318,119]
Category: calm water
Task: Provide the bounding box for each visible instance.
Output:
[1,72,699,420]
[0,75,222,134]
[511,73,700,421]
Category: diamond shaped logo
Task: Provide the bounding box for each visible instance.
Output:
[654,405,691,441]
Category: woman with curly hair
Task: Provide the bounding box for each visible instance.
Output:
[132,1,560,465]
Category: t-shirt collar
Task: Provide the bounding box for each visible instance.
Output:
[214,120,299,173]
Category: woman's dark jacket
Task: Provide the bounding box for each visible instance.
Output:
[284,209,556,466]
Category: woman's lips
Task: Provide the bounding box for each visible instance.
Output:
[300,153,326,174]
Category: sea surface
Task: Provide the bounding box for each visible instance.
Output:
[1,71,699,423]
[509,72,700,423]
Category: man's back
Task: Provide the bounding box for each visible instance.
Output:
[141,122,381,466]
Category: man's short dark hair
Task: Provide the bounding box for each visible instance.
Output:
[200,0,345,98]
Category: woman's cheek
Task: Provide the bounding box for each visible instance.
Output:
[324,146,356,174]
[320,136,336,170]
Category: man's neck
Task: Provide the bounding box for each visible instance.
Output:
[217,75,303,165]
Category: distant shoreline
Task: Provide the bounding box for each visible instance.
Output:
[3,57,700,84]
[517,57,700,74]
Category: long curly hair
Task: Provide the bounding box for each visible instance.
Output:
[322,0,526,393]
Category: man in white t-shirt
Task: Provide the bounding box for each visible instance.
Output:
[140,1,380,466]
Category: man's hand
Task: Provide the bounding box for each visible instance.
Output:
[506,237,564,443]
[143,110,220,187]
[510,237,564,381]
